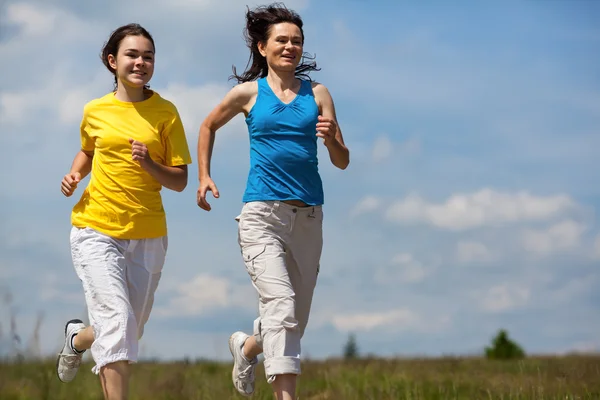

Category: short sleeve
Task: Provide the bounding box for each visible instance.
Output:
[163,108,192,167]
[80,105,95,152]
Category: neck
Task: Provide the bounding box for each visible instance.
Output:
[266,69,298,91]
[114,81,147,102]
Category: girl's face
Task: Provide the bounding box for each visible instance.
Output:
[259,22,303,72]
[108,35,155,89]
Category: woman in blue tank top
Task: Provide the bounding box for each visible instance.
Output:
[196,4,349,399]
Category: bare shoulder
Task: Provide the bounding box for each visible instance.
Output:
[311,81,335,115]
[223,81,257,113]
[311,81,331,97]
[230,81,258,101]
[311,81,335,106]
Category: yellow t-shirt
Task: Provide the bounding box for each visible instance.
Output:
[71,91,192,239]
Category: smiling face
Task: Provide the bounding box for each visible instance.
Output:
[107,35,155,89]
[258,22,303,73]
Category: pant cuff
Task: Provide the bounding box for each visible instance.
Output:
[264,356,301,379]
[91,351,135,375]
[253,318,263,347]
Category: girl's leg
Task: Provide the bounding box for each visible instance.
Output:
[124,236,167,341]
[100,361,130,400]
[73,326,95,350]
[272,374,297,400]
[69,227,138,398]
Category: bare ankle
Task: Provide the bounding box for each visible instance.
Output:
[243,336,263,360]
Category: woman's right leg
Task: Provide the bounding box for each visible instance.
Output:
[233,202,306,397]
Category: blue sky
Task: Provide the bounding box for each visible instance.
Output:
[1,0,599,361]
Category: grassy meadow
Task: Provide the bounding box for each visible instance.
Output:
[1,354,599,400]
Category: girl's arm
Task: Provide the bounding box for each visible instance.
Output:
[129,139,188,192]
[61,150,94,197]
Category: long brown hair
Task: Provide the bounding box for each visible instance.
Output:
[230,3,320,83]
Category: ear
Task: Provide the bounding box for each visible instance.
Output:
[257,41,267,58]
[107,54,117,71]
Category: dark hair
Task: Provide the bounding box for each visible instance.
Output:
[100,23,155,91]
[230,3,320,83]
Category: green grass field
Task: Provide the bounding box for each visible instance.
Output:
[1,355,599,399]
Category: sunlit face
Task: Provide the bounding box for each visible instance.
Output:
[258,22,303,72]
[108,35,155,89]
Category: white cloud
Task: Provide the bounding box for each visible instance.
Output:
[4,3,58,37]
[375,253,429,284]
[477,284,530,313]
[155,274,255,317]
[39,273,83,303]
[1,70,107,131]
[385,189,575,231]
[521,220,586,256]
[332,308,417,332]
[158,83,246,142]
[0,3,107,127]
[332,307,450,333]
[351,196,381,216]
[58,85,103,125]
[0,89,42,124]
[456,241,494,264]
[371,135,392,162]
[0,3,103,59]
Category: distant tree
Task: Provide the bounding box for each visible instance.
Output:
[485,329,525,360]
[343,333,359,360]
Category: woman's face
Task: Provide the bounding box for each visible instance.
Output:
[259,22,303,72]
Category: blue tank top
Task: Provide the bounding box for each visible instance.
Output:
[242,77,324,205]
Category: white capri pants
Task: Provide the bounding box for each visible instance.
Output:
[237,201,323,381]
[70,226,167,374]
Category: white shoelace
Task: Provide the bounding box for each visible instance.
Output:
[239,362,255,381]
[59,352,82,368]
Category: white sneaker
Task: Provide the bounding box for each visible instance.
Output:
[229,331,258,397]
[56,319,86,383]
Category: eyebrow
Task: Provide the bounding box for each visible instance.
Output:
[124,48,155,54]
[275,35,302,40]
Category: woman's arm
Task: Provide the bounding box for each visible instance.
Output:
[196,82,256,210]
[313,83,350,170]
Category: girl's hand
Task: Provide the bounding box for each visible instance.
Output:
[61,172,81,197]
[129,138,153,167]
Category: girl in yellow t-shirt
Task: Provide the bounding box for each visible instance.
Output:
[56,23,191,399]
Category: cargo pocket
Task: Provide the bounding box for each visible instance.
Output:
[241,244,266,282]
[142,236,168,275]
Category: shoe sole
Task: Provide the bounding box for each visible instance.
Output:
[56,319,84,383]
[228,334,237,390]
